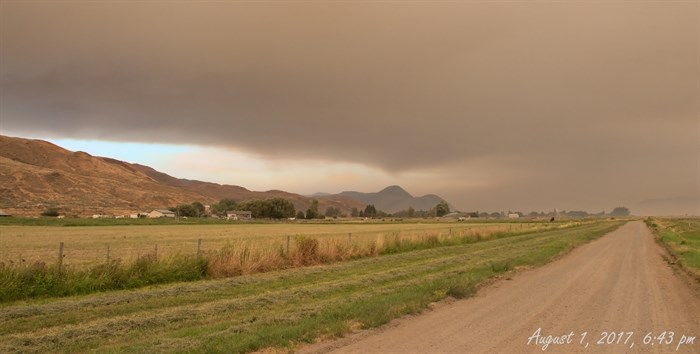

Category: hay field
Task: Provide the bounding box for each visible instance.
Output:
[0,221,561,267]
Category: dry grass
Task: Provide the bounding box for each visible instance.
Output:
[0,222,569,268]
[0,221,584,301]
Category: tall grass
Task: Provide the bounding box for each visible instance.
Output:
[0,222,586,302]
[0,255,207,301]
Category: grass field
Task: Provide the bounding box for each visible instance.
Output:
[646,218,700,279]
[0,220,623,353]
[0,221,583,301]
[0,220,568,267]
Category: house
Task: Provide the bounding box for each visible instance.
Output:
[226,210,252,220]
[0,209,11,217]
[508,213,520,219]
[148,209,176,218]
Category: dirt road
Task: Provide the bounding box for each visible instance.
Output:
[302,221,699,353]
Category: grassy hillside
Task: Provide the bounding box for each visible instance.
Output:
[0,135,362,217]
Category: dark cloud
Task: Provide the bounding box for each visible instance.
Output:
[1,1,697,215]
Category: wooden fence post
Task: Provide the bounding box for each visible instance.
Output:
[286,235,291,256]
[348,233,352,244]
[197,238,202,258]
[106,244,110,262]
[58,242,64,273]
[154,244,158,261]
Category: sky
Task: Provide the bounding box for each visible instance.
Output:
[0,1,698,216]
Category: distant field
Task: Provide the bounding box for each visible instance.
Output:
[0,221,565,267]
[647,218,700,278]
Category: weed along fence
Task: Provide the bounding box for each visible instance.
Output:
[0,221,597,302]
[0,222,572,269]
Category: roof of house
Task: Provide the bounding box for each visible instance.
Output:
[153,209,175,214]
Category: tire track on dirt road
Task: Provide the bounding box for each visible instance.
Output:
[303,221,700,354]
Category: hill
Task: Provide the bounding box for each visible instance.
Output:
[327,185,446,213]
[0,135,362,216]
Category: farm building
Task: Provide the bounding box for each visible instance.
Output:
[0,209,12,217]
[226,210,252,220]
[508,213,520,219]
[148,209,176,218]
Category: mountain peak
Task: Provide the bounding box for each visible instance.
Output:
[333,185,447,213]
[380,185,405,192]
[378,185,412,197]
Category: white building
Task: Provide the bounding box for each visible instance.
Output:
[226,210,252,220]
[148,209,176,218]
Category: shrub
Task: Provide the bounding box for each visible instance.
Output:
[295,236,319,265]
[490,260,513,273]
[41,208,60,217]
[446,280,477,299]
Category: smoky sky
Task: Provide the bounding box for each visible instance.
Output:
[1,1,698,215]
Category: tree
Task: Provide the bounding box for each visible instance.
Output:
[175,204,197,217]
[610,207,630,217]
[41,208,60,217]
[212,199,237,216]
[364,204,377,218]
[305,199,320,219]
[350,207,359,218]
[407,206,415,218]
[296,211,305,220]
[566,210,588,218]
[239,200,265,218]
[267,198,296,219]
[435,201,450,217]
[237,198,295,219]
[191,202,206,217]
[325,206,341,218]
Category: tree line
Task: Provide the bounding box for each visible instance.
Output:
[172,198,296,219]
[170,199,631,220]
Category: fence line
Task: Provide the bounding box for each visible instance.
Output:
[0,223,559,268]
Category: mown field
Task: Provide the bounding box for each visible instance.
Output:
[0,220,623,353]
[646,218,700,279]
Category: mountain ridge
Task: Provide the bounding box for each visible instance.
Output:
[0,135,449,217]
[0,135,362,216]
[325,185,445,213]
